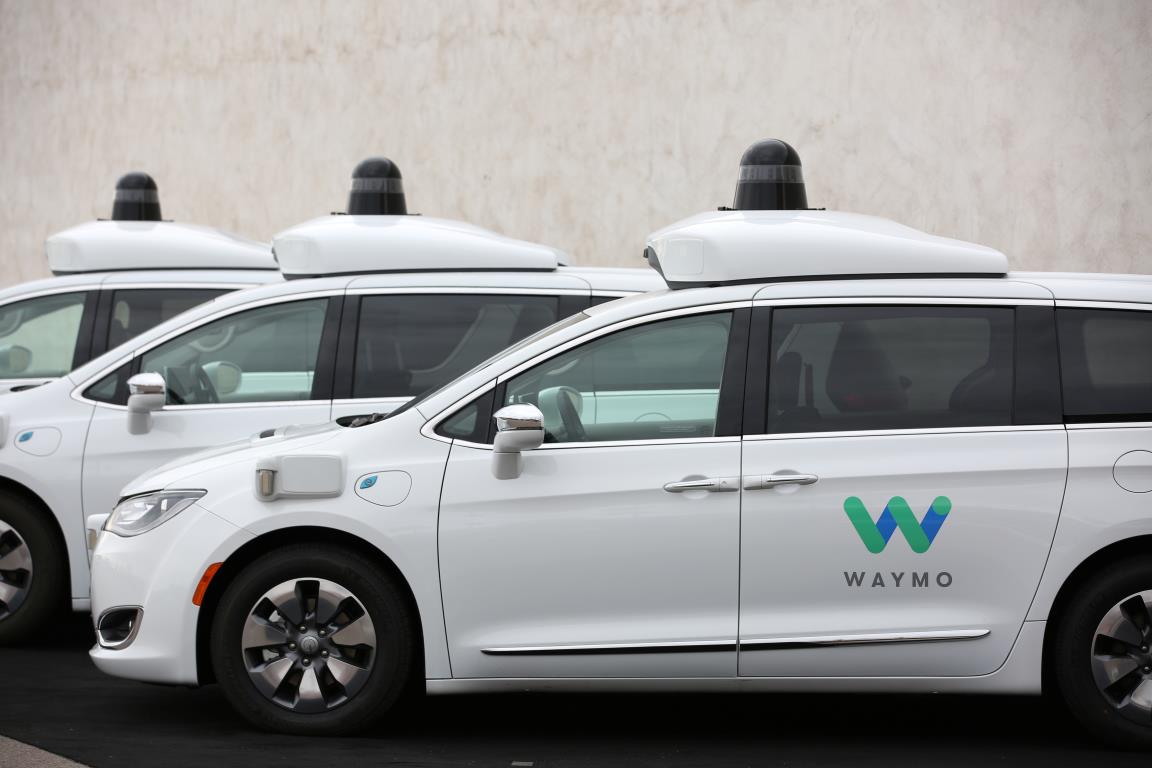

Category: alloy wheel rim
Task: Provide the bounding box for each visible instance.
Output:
[1090,590,1152,725]
[241,577,377,713]
[0,519,34,621]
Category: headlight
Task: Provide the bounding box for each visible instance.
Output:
[104,490,206,537]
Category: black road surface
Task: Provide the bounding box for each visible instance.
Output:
[0,615,1147,767]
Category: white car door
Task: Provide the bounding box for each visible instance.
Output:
[437,307,749,679]
[737,301,1068,677]
[80,296,338,523]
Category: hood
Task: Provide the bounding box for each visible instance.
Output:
[122,420,346,498]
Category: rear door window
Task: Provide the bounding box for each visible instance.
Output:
[765,305,1015,433]
[352,294,561,399]
[1057,308,1152,422]
[101,288,227,353]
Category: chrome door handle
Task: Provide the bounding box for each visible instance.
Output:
[743,473,819,490]
[663,476,740,493]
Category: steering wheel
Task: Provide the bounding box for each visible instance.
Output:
[162,364,219,405]
[194,364,220,404]
[553,386,587,442]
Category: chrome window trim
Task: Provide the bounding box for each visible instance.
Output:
[744,424,1067,441]
[419,302,750,445]
[331,397,410,407]
[589,290,636,298]
[0,285,101,304]
[346,286,589,297]
[753,296,1054,308]
[1067,421,1152,430]
[447,435,740,452]
[1056,300,1152,311]
[69,290,345,406]
[99,282,255,291]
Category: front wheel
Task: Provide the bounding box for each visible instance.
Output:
[1053,558,1152,749]
[0,491,66,645]
[211,544,416,735]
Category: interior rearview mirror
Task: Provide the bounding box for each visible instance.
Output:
[126,372,166,435]
[491,403,545,479]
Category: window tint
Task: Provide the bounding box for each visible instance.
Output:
[766,306,1014,434]
[503,312,732,443]
[139,298,328,405]
[85,360,133,405]
[104,289,226,351]
[1057,308,1152,421]
[436,388,496,443]
[353,295,560,399]
[0,292,88,379]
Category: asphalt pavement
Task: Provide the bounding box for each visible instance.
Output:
[0,613,1147,767]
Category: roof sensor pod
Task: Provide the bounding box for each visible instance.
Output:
[111,172,163,222]
[272,157,568,278]
[347,157,407,215]
[644,139,1008,289]
[732,138,807,211]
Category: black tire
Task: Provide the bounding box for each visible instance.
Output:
[0,489,67,645]
[211,543,416,735]
[1052,557,1152,750]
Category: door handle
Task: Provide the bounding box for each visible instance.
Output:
[743,473,819,490]
[663,476,740,493]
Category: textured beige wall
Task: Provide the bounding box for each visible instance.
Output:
[1,0,1149,287]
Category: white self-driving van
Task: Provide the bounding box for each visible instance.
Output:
[0,157,661,645]
[90,142,1152,747]
[0,173,278,394]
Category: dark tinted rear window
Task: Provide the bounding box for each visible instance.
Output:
[353,294,561,399]
[1057,308,1152,422]
[767,305,1014,433]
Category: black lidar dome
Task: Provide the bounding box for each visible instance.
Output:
[733,139,808,211]
[347,157,407,215]
[111,172,162,222]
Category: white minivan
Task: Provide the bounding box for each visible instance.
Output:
[0,158,661,644]
[0,172,278,394]
[90,142,1152,747]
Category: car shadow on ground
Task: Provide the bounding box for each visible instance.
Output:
[0,613,1144,768]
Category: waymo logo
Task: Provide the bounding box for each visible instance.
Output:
[843,496,952,553]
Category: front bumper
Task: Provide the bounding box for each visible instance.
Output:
[89,502,252,685]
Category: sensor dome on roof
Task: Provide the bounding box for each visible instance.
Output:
[645,141,1008,288]
[111,172,162,222]
[348,157,407,215]
[273,158,567,278]
[733,139,808,211]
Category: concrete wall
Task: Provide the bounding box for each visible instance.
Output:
[1,0,1149,286]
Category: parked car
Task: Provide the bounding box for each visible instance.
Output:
[0,157,660,644]
[90,141,1152,747]
[0,172,277,394]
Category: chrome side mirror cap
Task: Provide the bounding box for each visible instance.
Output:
[491,403,545,480]
[126,372,166,435]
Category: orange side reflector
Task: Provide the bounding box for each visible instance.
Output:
[192,562,223,607]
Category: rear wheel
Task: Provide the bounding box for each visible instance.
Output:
[211,544,416,735]
[1053,558,1152,749]
[0,491,66,645]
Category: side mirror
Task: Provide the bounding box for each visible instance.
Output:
[491,404,545,480]
[126,372,166,435]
